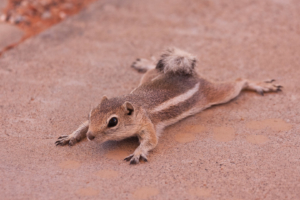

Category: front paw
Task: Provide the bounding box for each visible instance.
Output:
[55,135,77,146]
[124,153,148,165]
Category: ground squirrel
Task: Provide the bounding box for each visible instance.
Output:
[55,48,282,164]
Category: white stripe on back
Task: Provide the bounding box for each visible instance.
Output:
[150,82,200,113]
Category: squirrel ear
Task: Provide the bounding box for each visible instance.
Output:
[123,102,134,115]
[100,95,108,103]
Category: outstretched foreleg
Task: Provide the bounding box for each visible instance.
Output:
[55,120,89,146]
[124,118,158,164]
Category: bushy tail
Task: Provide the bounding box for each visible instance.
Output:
[156,47,196,75]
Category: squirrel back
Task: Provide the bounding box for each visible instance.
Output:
[156,47,197,75]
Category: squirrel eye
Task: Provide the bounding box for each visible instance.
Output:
[108,117,118,127]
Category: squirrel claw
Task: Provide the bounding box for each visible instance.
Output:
[276,85,283,92]
[141,156,148,162]
[265,79,276,83]
[130,158,139,165]
[258,90,264,96]
[55,135,71,146]
[255,80,283,95]
[57,135,68,139]
[55,140,66,146]
[124,154,134,161]
[124,154,148,164]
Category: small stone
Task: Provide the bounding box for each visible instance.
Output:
[62,3,73,10]
[40,0,50,6]
[21,1,29,7]
[14,15,24,24]
[0,14,7,22]
[9,16,15,24]
[59,12,66,19]
[41,11,52,19]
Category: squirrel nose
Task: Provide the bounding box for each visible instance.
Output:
[87,132,95,141]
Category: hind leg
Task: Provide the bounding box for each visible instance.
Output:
[131,57,156,73]
[203,78,282,107]
[131,57,160,86]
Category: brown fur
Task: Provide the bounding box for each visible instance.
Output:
[55,48,282,164]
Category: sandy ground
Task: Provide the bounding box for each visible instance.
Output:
[0,23,23,50]
[0,0,300,199]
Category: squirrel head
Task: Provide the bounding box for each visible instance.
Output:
[87,96,139,143]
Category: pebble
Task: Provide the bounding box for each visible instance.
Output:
[41,11,52,19]
[59,12,67,19]
[0,14,7,22]
[14,15,25,24]
[62,3,74,10]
